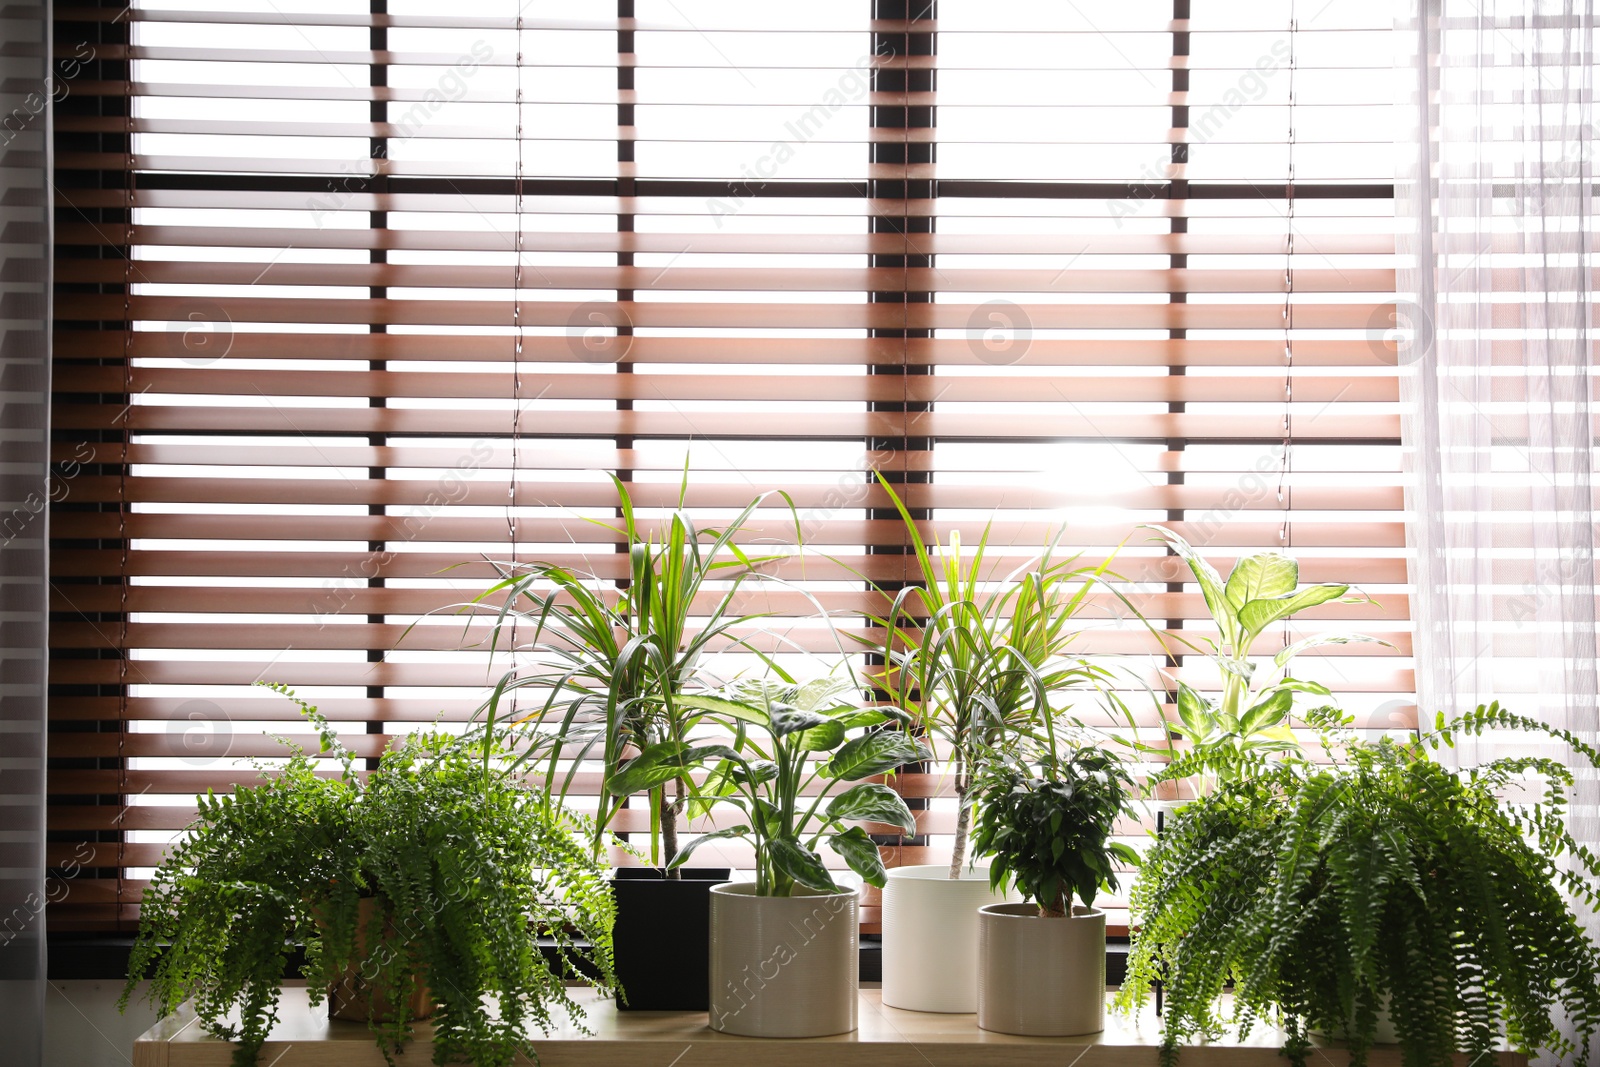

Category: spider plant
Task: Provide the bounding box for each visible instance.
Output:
[862,473,1128,877]
[465,473,799,874]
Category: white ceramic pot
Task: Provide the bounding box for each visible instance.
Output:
[708,882,858,1038]
[881,864,1013,1013]
[977,902,1105,1036]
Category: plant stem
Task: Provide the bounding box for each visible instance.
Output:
[949,782,971,878]
[660,782,681,879]
[1039,889,1068,918]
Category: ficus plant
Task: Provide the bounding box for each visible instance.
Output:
[862,472,1127,877]
[1139,525,1390,786]
[121,685,618,1067]
[1117,702,1600,1067]
[970,741,1138,918]
[463,473,802,874]
[664,675,931,896]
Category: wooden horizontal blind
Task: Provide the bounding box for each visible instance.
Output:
[48,0,1406,936]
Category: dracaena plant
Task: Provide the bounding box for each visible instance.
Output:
[122,685,617,1067]
[863,472,1125,877]
[465,473,800,874]
[663,675,931,896]
[1139,525,1388,786]
[1117,702,1600,1067]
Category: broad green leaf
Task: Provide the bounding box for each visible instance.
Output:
[829,827,889,888]
[1224,553,1299,610]
[820,732,929,781]
[666,826,749,869]
[732,760,779,786]
[825,783,916,832]
[605,741,688,795]
[1273,632,1394,668]
[771,709,831,737]
[1237,584,1350,640]
[676,694,770,728]
[1264,678,1332,697]
[792,676,857,713]
[769,836,841,892]
[1238,688,1294,735]
[606,742,736,796]
[792,720,848,752]
[1174,681,1213,738]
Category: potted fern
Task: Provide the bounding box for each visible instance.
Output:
[121,687,617,1067]
[969,735,1138,1037]
[865,473,1122,1013]
[1118,702,1600,1067]
[468,474,794,1010]
[663,675,929,1037]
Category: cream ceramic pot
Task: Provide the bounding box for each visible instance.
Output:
[977,902,1105,1036]
[708,882,858,1038]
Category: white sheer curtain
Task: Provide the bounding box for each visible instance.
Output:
[1396,0,1600,1052]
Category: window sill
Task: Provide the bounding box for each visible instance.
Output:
[132,985,1526,1067]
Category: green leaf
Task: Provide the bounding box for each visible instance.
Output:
[829,826,889,888]
[605,741,689,795]
[607,742,736,796]
[1273,632,1394,668]
[1238,688,1294,735]
[1236,584,1350,639]
[791,676,857,713]
[1143,525,1234,645]
[768,836,841,892]
[676,693,770,728]
[820,732,929,781]
[1174,681,1213,738]
[1224,553,1300,610]
[826,783,916,832]
[667,825,750,869]
[771,709,831,737]
[792,719,848,752]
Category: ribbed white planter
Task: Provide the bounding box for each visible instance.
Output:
[708,883,858,1038]
[881,864,1013,1013]
[977,903,1105,1037]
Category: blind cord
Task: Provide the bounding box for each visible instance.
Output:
[1280,5,1297,550]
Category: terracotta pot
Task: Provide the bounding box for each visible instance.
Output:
[325,896,434,1023]
[977,903,1105,1036]
[708,882,857,1038]
[880,864,1013,1013]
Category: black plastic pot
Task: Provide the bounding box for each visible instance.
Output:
[610,867,730,1012]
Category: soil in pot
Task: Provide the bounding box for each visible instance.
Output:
[611,867,730,1011]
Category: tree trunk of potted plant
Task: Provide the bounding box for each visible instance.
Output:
[881,762,1013,1013]
[611,780,728,1011]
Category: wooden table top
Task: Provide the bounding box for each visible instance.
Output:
[134,984,1527,1067]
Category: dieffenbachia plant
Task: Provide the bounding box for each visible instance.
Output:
[665,676,931,897]
[1140,525,1391,786]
